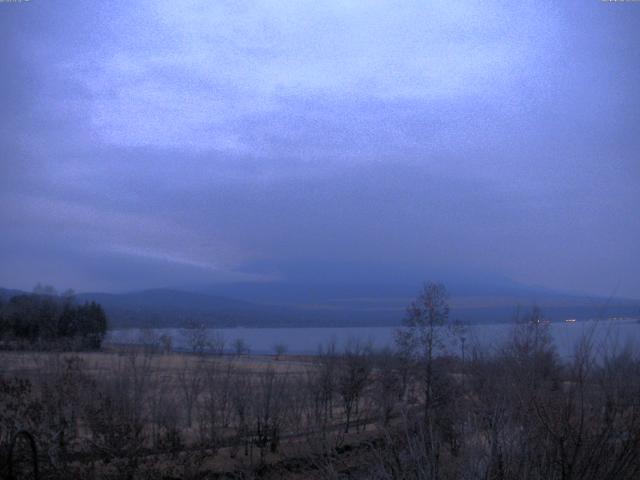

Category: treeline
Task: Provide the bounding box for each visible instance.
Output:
[1,283,639,479]
[0,286,108,349]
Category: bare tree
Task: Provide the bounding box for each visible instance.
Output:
[199,360,235,448]
[210,329,226,356]
[182,321,211,355]
[159,333,173,354]
[337,339,372,433]
[83,352,154,479]
[273,343,288,360]
[314,339,338,427]
[396,282,451,417]
[138,327,160,353]
[229,367,252,458]
[250,367,288,460]
[177,357,205,429]
[233,338,249,356]
[371,348,402,426]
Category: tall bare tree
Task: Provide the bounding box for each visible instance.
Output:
[396,282,451,417]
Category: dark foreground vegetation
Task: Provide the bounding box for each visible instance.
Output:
[0,286,108,350]
[1,283,640,479]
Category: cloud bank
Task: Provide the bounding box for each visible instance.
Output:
[1,0,639,297]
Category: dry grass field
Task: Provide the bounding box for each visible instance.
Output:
[0,347,397,479]
[3,316,640,480]
[0,350,313,378]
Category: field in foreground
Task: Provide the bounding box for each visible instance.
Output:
[2,320,640,479]
[1,348,401,479]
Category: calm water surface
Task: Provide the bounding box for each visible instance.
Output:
[107,319,640,358]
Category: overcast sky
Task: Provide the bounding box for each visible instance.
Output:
[1,0,639,297]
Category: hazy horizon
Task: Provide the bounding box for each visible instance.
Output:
[2,1,639,298]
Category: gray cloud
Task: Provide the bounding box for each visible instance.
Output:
[0,0,639,297]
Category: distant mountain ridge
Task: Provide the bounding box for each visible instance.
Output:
[1,284,638,329]
[75,289,296,328]
[77,289,256,313]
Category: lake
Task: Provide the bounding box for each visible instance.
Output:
[106,318,640,359]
